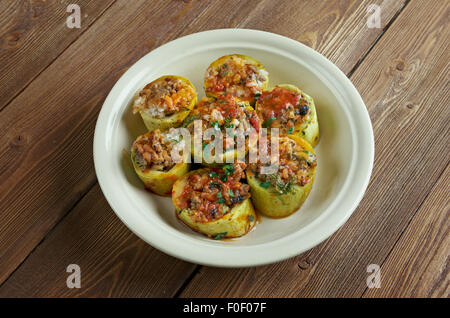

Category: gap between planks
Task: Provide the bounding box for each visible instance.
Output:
[0,0,222,290]
[0,0,117,113]
[0,0,415,297]
[360,160,449,298]
[173,0,413,298]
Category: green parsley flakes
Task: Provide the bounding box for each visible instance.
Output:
[213,232,227,240]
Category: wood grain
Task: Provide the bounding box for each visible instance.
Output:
[179,0,450,297]
[0,0,115,111]
[0,0,406,294]
[0,185,197,297]
[363,164,449,298]
[177,0,407,75]
[0,0,212,285]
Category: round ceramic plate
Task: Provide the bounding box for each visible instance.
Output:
[93,29,374,267]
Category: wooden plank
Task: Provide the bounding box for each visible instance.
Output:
[0,185,196,297]
[178,0,407,75]
[0,0,214,285]
[0,0,406,295]
[179,0,450,297]
[0,0,115,111]
[363,165,449,298]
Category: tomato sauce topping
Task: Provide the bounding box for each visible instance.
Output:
[248,136,317,194]
[132,129,183,172]
[178,163,251,223]
[257,86,311,133]
[133,76,195,118]
[184,94,260,151]
[205,55,268,103]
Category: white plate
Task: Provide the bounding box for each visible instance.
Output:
[93,29,374,267]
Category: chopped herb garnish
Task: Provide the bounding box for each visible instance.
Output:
[222,206,227,213]
[228,189,234,197]
[259,181,271,189]
[249,215,254,222]
[274,175,296,194]
[219,64,228,77]
[288,126,294,134]
[262,116,276,128]
[217,192,225,204]
[209,171,219,178]
[224,119,234,128]
[182,115,199,127]
[254,92,261,100]
[223,164,235,176]
[213,232,227,240]
[211,121,220,129]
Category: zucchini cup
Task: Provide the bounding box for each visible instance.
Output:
[183,94,261,166]
[131,129,190,196]
[133,75,197,131]
[172,164,257,239]
[204,54,269,105]
[256,84,319,147]
[246,135,317,218]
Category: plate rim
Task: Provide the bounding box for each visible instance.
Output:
[93,28,374,267]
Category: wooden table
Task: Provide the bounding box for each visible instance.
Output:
[0,0,448,298]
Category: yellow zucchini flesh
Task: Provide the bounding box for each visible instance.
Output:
[246,135,316,218]
[131,131,190,196]
[133,75,197,131]
[204,54,269,105]
[184,96,261,167]
[256,84,319,147]
[172,168,257,239]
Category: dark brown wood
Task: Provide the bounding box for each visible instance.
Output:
[364,164,449,298]
[0,0,115,111]
[177,0,406,75]
[0,185,196,297]
[0,0,405,293]
[2,0,447,298]
[179,0,450,297]
[0,0,212,285]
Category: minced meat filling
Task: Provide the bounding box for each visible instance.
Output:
[257,86,311,133]
[185,94,260,152]
[205,55,268,102]
[133,76,195,118]
[179,163,251,223]
[248,137,317,194]
[132,129,181,172]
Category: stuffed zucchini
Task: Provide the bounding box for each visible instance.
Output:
[246,135,317,218]
[133,75,197,131]
[204,54,269,105]
[183,94,261,166]
[256,84,319,147]
[131,129,190,196]
[172,163,256,239]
